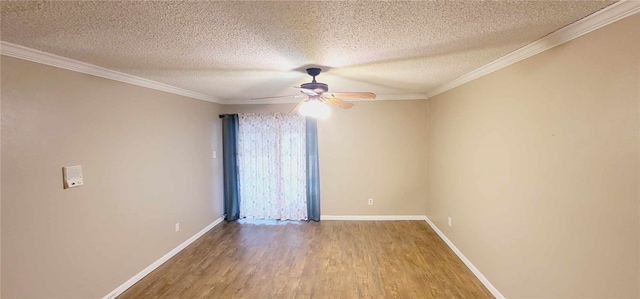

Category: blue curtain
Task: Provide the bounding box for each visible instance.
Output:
[221,114,240,221]
[305,118,321,221]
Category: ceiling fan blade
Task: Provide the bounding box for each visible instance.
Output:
[322,97,354,109]
[328,92,376,99]
[289,99,306,114]
[298,88,318,96]
[250,94,305,101]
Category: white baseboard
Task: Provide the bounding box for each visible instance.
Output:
[102,216,224,299]
[321,215,427,221]
[101,215,502,299]
[424,216,505,299]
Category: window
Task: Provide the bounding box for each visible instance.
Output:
[236,113,307,220]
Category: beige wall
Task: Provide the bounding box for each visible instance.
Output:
[426,14,640,298]
[1,56,224,298]
[224,100,428,216]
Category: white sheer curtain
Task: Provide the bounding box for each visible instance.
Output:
[237,113,307,220]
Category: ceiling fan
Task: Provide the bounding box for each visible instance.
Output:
[251,68,377,119]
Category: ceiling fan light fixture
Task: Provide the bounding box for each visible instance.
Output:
[298,100,330,119]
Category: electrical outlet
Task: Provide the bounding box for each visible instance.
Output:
[448,217,452,227]
[368,198,373,205]
[175,223,180,232]
[213,151,217,159]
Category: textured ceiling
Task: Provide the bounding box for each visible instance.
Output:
[1,1,615,103]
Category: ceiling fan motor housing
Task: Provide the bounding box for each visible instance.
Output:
[300,82,328,94]
[302,68,329,93]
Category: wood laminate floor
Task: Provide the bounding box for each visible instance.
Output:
[118,220,493,298]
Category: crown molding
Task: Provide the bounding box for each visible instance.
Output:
[425,0,640,99]
[0,42,224,104]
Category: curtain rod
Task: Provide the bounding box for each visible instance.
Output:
[219,114,237,118]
